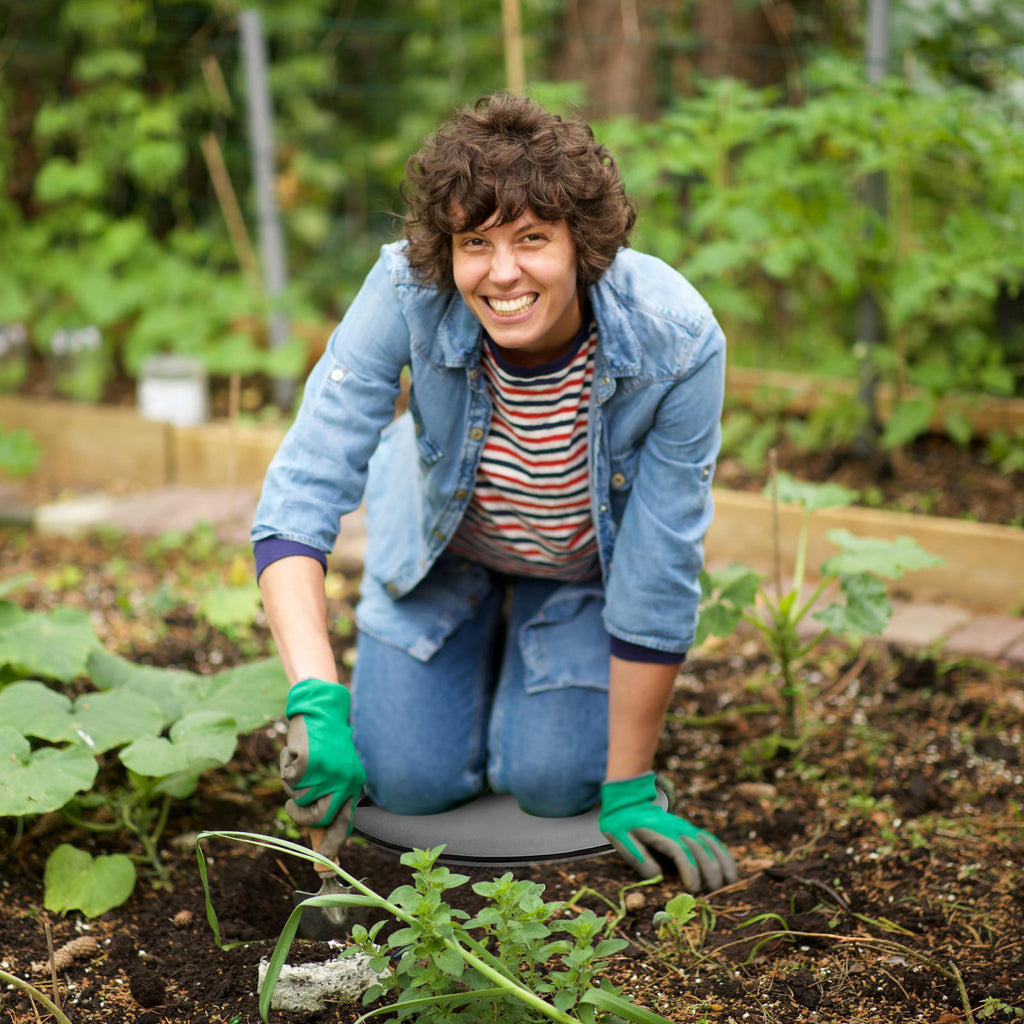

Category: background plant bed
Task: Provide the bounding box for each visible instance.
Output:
[1,527,1022,1024]
[4,395,1023,610]
[707,489,1024,613]
[726,367,1024,437]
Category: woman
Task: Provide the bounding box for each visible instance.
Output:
[253,94,736,893]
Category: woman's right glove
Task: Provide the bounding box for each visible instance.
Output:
[280,679,365,853]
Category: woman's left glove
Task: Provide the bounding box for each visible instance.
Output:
[280,679,366,845]
[599,772,738,892]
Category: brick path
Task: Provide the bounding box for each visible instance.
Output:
[4,482,1023,665]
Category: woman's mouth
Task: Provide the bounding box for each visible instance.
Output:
[486,294,538,316]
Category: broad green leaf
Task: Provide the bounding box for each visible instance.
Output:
[432,946,465,978]
[73,48,144,82]
[663,892,698,923]
[86,647,195,724]
[695,601,743,646]
[767,473,858,512]
[119,710,238,779]
[0,606,99,682]
[35,157,105,203]
[178,658,289,733]
[881,394,935,449]
[708,564,762,608]
[195,583,262,633]
[814,573,891,636]
[0,681,164,752]
[0,726,98,816]
[822,530,943,579]
[126,139,187,189]
[44,844,137,918]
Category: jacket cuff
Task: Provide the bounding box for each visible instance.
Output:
[609,636,686,665]
[254,537,328,581]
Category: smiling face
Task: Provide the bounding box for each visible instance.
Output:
[451,210,583,366]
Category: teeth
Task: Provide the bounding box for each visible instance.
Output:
[489,294,536,314]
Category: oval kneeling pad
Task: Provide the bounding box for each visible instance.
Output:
[352,784,669,867]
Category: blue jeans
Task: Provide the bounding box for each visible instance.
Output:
[351,571,610,818]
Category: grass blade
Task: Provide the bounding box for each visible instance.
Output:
[580,987,675,1023]
[353,987,507,1024]
[258,903,304,1023]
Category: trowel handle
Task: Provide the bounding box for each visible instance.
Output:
[309,826,338,876]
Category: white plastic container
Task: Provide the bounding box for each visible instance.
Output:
[137,354,209,427]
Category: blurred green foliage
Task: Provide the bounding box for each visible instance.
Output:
[1,0,1022,421]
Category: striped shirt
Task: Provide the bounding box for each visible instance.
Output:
[448,320,599,581]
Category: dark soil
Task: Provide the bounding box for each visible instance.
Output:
[716,432,1024,527]
[2,531,1023,1024]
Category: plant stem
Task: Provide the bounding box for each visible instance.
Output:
[770,448,782,601]
[59,809,123,834]
[450,941,580,1024]
[0,969,75,1024]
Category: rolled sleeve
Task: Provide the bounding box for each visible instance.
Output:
[603,315,725,653]
[251,251,412,552]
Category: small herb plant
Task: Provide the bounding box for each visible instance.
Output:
[697,471,942,749]
[197,833,673,1024]
[0,592,290,917]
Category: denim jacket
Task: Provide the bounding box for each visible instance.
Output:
[252,242,725,658]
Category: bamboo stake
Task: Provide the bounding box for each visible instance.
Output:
[501,0,526,94]
[199,131,262,293]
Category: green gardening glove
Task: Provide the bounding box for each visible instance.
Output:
[599,772,738,892]
[280,679,366,852]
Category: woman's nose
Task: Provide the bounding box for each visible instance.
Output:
[489,246,520,285]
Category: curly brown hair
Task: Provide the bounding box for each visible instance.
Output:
[401,94,636,291]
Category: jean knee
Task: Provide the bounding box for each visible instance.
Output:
[363,757,481,816]
[504,770,600,818]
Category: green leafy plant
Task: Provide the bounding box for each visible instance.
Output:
[653,892,699,960]
[697,472,942,748]
[197,835,673,1024]
[0,426,42,478]
[0,599,290,915]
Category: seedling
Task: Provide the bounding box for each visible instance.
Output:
[697,467,942,749]
[198,833,674,1024]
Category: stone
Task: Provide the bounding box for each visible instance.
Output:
[944,615,1024,660]
[257,954,386,1012]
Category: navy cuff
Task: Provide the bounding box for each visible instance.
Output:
[253,537,328,581]
[609,636,686,665]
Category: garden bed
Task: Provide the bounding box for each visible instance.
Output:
[1,528,1022,1024]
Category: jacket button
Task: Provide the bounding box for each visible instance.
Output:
[599,503,608,513]
[469,427,484,441]
[330,368,345,382]
[601,376,610,386]
[468,368,479,380]
[455,489,468,500]
[702,466,711,479]
[611,472,626,488]
[433,529,445,541]
[386,583,399,595]
[414,421,422,435]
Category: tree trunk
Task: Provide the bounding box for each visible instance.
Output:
[552,0,668,119]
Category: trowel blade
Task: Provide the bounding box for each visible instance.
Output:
[292,873,352,941]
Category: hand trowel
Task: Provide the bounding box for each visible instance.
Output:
[292,822,354,941]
